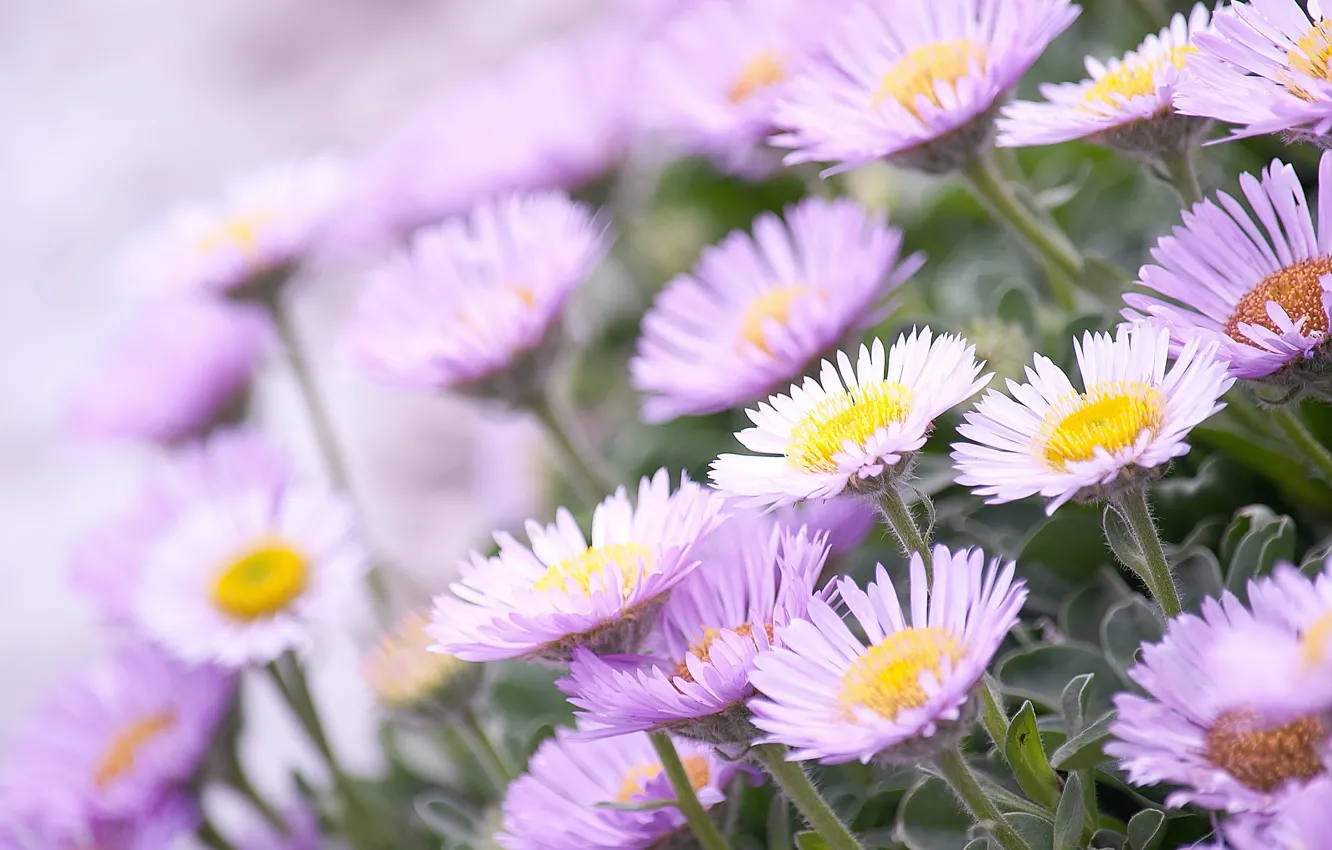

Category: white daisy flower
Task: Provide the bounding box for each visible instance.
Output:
[710,329,990,509]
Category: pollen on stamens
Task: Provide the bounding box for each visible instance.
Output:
[1082,46,1195,107]
[1039,381,1165,471]
[533,543,654,598]
[728,51,786,104]
[737,287,811,354]
[1286,20,1332,100]
[615,755,711,801]
[873,41,987,118]
[672,622,775,684]
[95,713,177,789]
[839,627,964,720]
[1204,709,1328,792]
[1223,258,1332,345]
[786,380,914,474]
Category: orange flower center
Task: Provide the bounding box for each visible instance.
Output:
[1205,709,1327,792]
[95,713,176,789]
[1223,258,1332,345]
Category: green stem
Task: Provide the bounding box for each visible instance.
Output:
[227,756,287,835]
[1157,148,1203,208]
[649,732,731,850]
[1115,488,1183,619]
[960,151,1084,311]
[1272,405,1332,484]
[933,749,1033,850]
[980,674,1009,751]
[873,488,933,581]
[753,744,865,850]
[527,390,618,504]
[456,707,515,793]
[198,816,238,850]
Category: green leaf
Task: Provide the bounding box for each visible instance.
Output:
[996,643,1121,717]
[896,776,973,850]
[1008,812,1056,850]
[1021,506,1114,584]
[1050,711,1115,771]
[1053,774,1085,850]
[596,798,680,812]
[963,840,992,850]
[1173,546,1224,614]
[1090,828,1126,850]
[1224,508,1295,599]
[1004,702,1061,811]
[414,791,479,842]
[1126,810,1166,850]
[1219,505,1276,565]
[1061,673,1094,737]
[1059,570,1132,645]
[1100,597,1164,684]
[1102,504,1147,575]
[794,831,831,850]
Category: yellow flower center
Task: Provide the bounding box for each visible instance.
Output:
[737,286,811,354]
[840,627,964,720]
[1286,20,1332,99]
[94,713,176,789]
[1303,612,1332,665]
[873,40,987,117]
[1205,709,1327,792]
[615,755,711,801]
[672,622,774,684]
[728,51,786,104]
[532,543,653,598]
[1224,257,1332,345]
[1039,382,1165,471]
[1082,46,1196,107]
[211,542,309,621]
[786,380,914,474]
[197,212,274,259]
[362,610,472,708]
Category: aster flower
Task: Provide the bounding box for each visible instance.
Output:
[998,4,1212,158]
[772,0,1080,173]
[1220,776,1332,849]
[496,726,740,850]
[560,525,829,744]
[952,323,1233,514]
[1174,0,1332,144]
[632,198,924,422]
[711,329,990,508]
[1123,153,1332,391]
[773,496,876,558]
[0,644,231,838]
[749,545,1025,764]
[68,299,269,444]
[122,156,344,297]
[429,469,728,663]
[346,192,608,400]
[362,609,482,719]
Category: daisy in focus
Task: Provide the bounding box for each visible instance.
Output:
[362,608,482,719]
[632,198,924,422]
[749,545,1025,764]
[560,524,829,745]
[772,0,1080,173]
[428,469,727,663]
[952,323,1232,514]
[711,329,990,508]
[1123,153,1332,389]
[1174,0,1332,144]
[998,4,1212,157]
[346,192,608,400]
[496,726,740,850]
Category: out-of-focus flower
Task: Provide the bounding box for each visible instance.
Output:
[711,330,989,508]
[346,192,608,402]
[560,525,828,745]
[632,198,923,422]
[773,497,876,557]
[1174,0,1332,144]
[362,609,482,719]
[235,799,322,850]
[999,4,1212,158]
[749,546,1025,764]
[428,469,728,663]
[953,323,1232,514]
[772,0,1079,173]
[68,299,269,444]
[495,726,740,850]
[1219,776,1332,849]
[0,644,231,839]
[123,156,345,298]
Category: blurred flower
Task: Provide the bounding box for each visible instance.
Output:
[1123,153,1332,391]
[122,156,345,297]
[559,525,828,745]
[998,4,1212,158]
[749,546,1025,764]
[0,644,231,838]
[67,299,269,445]
[773,497,876,557]
[1219,776,1332,849]
[346,192,608,402]
[1107,591,1332,814]
[428,469,728,663]
[632,198,923,422]
[362,609,482,719]
[772,0,1079,174]
[953,323,1232,514]
[1174,0,1332,144]
[236,799,321,850]
[495,726,740,850]
[711,330,989,508]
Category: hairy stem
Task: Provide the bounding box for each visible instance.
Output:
[753,744,865,850]
[649,732,731,850]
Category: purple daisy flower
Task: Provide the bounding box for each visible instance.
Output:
[559,524,829,744]
[68,299,269,444]
[1123,153,1332,382]
[0,644,232,839]
[772,0,1079,174]
[2,792,200,850]
[1220,776,1332,849]
[749,545,1026,764]
[632,198,923,422]
[1174,0,1332,144]
[346,192,609,398]
[772,497,877,558]
[495,726,740,850]
[428,469,728,663]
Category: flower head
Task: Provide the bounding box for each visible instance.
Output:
[749,546,1025,764]
[1220,776,1332,850]
[998,4,1212,156]
[346,192,608,400]
[772,0,1079,173]
[711,329,990,508]
[952,323,1232,514]
[560,524,829,744]
[1174,0,1332,144]
[496,726,740,850]
[1123,153,1332,387]
[773,497,876,557]
[362,609,482,718]
[429,469,728,663]
[633,198,923,422]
